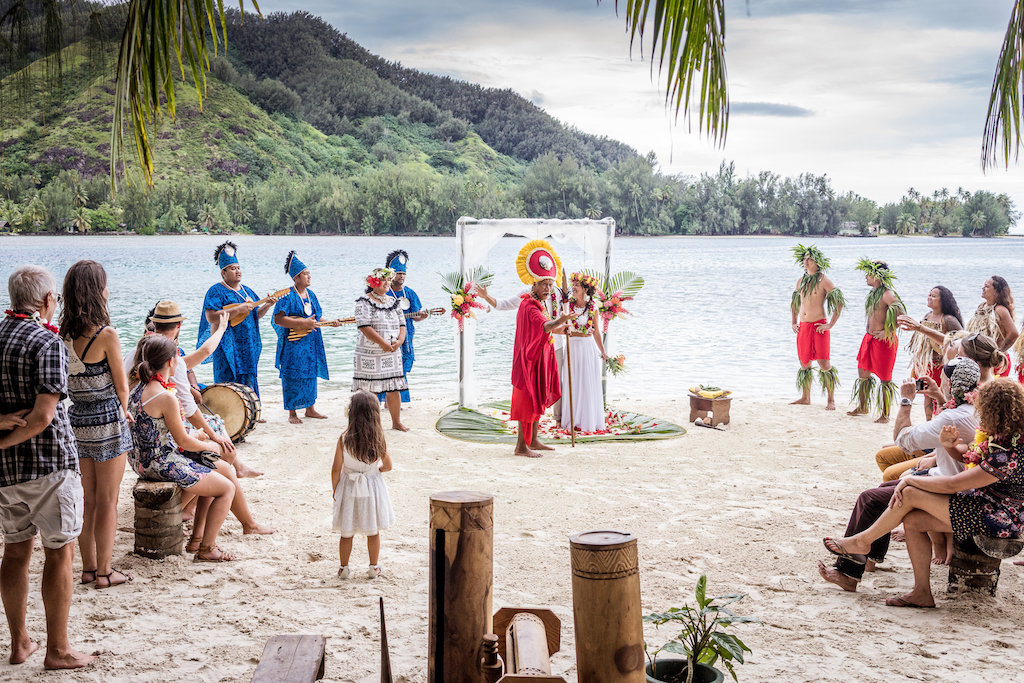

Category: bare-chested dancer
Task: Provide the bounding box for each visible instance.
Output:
[790,245,844,410]
[849,259,906,423]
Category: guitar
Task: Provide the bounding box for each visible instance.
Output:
[222,287,291,327]
[287,307,446,341]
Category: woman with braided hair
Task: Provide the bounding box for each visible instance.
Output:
[790,245,844,410]
[560,272,608,432]
[849,259,906,423]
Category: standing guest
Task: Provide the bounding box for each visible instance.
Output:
[197,241,278,399]
[511,240,573,457]
[0,265,93,669]
[273,251,329,424]
[789,245,844,410]
[965,275,1016,376]
[901,286,963,420]
[823,378,1024,609]
[331,391,395,579]
[59,261,134,589]
[849,260,906,423]
[560,272,609,433]
[127,335,237,562]
[353,267,408,431]
[378,250,427,404]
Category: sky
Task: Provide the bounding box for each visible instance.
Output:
[255,0,1024,219]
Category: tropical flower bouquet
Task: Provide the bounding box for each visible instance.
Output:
[583,269,645,334]
[440,266,494,332]
[605,354,627,376]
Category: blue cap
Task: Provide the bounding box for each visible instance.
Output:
[215,242,239,270]
[386,250,408,273]
[286,252,308,279]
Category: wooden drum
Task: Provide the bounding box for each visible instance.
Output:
[200,382,261,442]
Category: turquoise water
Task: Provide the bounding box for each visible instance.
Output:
[2,234,1023,404]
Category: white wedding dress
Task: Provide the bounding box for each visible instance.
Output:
[559,308,606,432]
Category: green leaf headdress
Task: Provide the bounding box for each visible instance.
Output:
[855,259,904,340]
[854,258,897,290]
[792,244,831,271]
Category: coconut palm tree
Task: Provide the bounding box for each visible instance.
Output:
[72,207,91,233]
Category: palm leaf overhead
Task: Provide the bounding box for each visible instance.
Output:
[983,1,1024,170]
[608,270,645,298]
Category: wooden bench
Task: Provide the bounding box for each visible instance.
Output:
[947,535,1024,595]
[252,635,326,682]
[688,393,732,427]
[132,480,183,559]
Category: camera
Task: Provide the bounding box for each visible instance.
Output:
[915,378,926,391]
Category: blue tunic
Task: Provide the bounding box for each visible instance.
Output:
[198,282,263,397]
[272,288,329,410]
[380,286,421,403]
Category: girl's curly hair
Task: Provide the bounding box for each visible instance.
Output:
[974,378,1024,439]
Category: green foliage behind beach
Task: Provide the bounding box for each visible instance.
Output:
[0,9,1017,237]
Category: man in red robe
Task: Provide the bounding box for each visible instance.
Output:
[511,240,572,457]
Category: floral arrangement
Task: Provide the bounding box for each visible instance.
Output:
[605,354,627,376]
[961,430,1017,470]
[567,298,596,335]
[598,292,634,333]
[441,266,494,332]
[580,269,644,334]
[570,271,601,291]
[366,267,396,289]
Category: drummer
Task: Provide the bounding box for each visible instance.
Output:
[128,301,262,479]
[198,241,277,399]
[272,251,329,425]
[379,250,427,404]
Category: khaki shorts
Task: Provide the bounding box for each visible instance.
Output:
[0,470,84,549]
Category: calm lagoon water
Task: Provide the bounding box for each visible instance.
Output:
[2,234,1023,406]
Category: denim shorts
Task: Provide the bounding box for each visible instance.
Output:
[0,469,84,548]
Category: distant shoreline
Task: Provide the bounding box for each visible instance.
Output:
[2,231,1022,239]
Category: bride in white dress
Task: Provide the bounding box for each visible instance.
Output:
[560,273,609,432]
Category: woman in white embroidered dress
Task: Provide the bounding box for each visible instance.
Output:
[560,273,608,433]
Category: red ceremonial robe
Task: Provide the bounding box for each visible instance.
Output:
[511,295,561,421]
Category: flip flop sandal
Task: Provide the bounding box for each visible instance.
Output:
[194,546,236,562]
[95,569,133,589]
[822,537,865,561]
[885,595,935,608]
[80,569,97,585]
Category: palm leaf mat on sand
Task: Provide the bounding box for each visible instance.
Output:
[436,401,686,444]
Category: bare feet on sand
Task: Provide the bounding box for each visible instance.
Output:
[235,463,263,478]
[817,560,858,592]
[530,441,554,451]
[825,399,836,411]
[243,522,276,535]
[890,529,906,543]
[10,639,39,664]
[305,407,328,419]
[392,423,410,432]
[43,647,95,670]
[865,559,876,572]
[874,416,890,424]
[847,408,868,417]
[790,397,810,405]
[514,447,543,458]
[288,413,303,424]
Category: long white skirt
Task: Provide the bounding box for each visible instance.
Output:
[560,335,605,432]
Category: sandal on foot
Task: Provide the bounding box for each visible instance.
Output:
[884,595,935,608]
[185,539,201,553]
[823,537,864,561]
[367,565,381,579]
[338,566,351,579]
[80,569,97,585]
[95,569,133,589]
[194,545,236,563]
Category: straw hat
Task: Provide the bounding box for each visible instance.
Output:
[149,300,187,324]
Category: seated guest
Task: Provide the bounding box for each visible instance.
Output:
[875,334,1005,481]
[128,335,237,561]
[818,357,982,592]
[823,378,1024,608]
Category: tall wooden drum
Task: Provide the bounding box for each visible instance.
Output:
[200,382,260,442]
[570,530,644,682]
[428,491,494,683]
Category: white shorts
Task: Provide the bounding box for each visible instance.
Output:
[0,470,84,548]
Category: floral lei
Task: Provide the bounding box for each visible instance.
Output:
[566,298,595,334]
[5,310,59,335]
[963,431,1018,469]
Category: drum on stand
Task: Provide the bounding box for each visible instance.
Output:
[200,383,261,443]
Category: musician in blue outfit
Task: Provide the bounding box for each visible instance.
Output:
[198,242,277,398]
[377,250,427,404]
[272,251,330,424]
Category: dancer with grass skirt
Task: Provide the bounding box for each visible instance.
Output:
[849,259,905,423]
[790,244,844,410]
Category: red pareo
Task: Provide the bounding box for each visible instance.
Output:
[856,333,899,382]
[796,319,830,366]
[511,296,561,422]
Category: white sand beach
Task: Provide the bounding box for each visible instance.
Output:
[2,393,1022,682]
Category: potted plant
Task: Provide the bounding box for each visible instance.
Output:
[643,575,759,683]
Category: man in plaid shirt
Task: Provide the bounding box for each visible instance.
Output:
[0,265,93,670]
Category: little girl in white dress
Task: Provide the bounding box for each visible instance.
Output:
[332,391,395,579]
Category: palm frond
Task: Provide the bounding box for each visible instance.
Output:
[982,1,1024,170]
[601,0,728,143]
[466,265,494,288]
[608,271,645,298]
[112,0,260,188]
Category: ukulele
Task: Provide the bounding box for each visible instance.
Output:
[222,287,291,327]
[287,307,446,342]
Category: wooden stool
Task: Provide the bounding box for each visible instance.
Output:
[252,635,326,682]
[132,480,183,559]
[947,535,1024,595]
[688,394,732,426]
